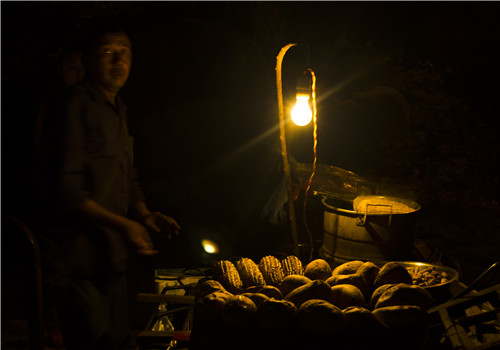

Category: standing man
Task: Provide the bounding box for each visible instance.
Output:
[57,45,85,89]
[54,25,180,350]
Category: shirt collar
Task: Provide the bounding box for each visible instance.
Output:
[82,78,127,114]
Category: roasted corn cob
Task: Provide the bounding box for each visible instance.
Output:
[213,260,244,294]
[258,255,285,286]
[281,255,304,276]
[235,257,266,289]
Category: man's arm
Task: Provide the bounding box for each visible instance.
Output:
[74,198,158,255]
[134,201,181,239]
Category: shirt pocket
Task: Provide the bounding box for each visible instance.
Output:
[87,128,120,157]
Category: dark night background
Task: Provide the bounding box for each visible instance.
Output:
[2,1,500,346]
[2,1,500,283]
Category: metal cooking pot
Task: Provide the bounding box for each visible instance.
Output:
[320,195,421,266]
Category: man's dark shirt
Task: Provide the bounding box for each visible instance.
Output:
[57,78,146,277]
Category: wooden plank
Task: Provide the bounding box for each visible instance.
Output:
[428,284,500,314]
[438,308,477,350]
[137,293,195,305]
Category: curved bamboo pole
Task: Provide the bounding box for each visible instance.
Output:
[275,43,300,257]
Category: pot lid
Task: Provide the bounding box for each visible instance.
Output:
[353,195,419,215]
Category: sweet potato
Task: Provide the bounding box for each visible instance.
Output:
[278,274,312,298]
[331,260,364,276]
[298,299,344,335]
[284,280,334,308]
[373,262,412,289]
[304,259,333,281]
[330,284,366,309]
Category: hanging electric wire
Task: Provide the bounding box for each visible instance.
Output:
[301,68,317,261]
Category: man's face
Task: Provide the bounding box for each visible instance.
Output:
[91,31,132,94]
[61,51,84,88]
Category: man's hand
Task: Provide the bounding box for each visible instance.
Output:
[72,199,160,256]
[122,219,158,255]
[143,212,181,239]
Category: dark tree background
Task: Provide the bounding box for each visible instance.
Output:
[2,1,500,268]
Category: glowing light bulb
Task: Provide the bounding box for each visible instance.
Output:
[201,239,219,254]
[291,94,312,126]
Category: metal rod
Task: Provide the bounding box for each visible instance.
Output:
[275,43,300,257]
[449,261,500,301]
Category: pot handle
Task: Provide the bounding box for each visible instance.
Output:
[356,204,393,226]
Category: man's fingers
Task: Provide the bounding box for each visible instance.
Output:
[137,247,158,255]
[145,213,180,238]
[149,222,161,233]
[168,218,181,231]
[163,218,180,235]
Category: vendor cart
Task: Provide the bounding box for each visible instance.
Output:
[134,268,209,350]
[134,259,500,350]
